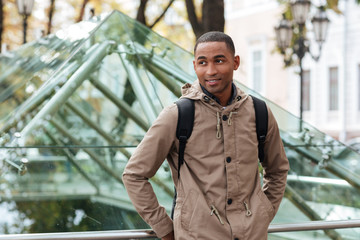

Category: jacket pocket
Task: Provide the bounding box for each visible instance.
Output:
[256,188,275,220]
[181,189,199,231]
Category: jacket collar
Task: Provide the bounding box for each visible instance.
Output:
[181,80,248,110]
[199,83,237,106]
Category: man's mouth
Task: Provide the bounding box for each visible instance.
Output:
[206,79,220,83]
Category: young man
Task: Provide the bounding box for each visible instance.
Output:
[122,31,289,240]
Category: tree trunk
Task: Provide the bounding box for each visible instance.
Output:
[185,0,224,39]
[0,0,3,52]
[77,0,89,22]
[47,0,56,34]
[185,0,202,38]
[202,0,224,33]
[136,0,148,25]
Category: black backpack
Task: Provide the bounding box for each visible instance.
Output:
[170,95,268,219]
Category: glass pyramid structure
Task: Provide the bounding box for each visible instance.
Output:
[0,10,359,239]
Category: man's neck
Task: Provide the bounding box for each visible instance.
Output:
[200,83,237,106]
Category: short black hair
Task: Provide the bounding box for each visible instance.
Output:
[194,31,235,55]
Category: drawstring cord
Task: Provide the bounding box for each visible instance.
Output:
[210,205,224,225]
[227,111,237,126]
[217,111,237,138]
[244,201,252,217]
[216,112,222,139]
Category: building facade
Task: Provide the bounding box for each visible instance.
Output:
[225,0,360,143]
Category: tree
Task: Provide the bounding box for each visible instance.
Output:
[142,0,225,40]
[0,0,3,53]
[133,0,225,48]
[185,0,224,39]
[76,0,89,22]
[47,0,56,34]
[135,0,175,29]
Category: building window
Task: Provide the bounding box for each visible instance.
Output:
[329,67,339,111]
[303,70,310,111]
[252,50,263,93]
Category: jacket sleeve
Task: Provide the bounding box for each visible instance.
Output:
[261,106,289,215]
[122,104,178,238]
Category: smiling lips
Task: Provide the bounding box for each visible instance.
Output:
[206,79,220,86]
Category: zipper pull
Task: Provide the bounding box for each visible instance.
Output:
[243,201,252,217]
[210,205,224,225]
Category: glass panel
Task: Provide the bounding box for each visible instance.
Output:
[0,9,359,239]
[0,10,188,236]
[0,146,173,234]
[0,18,101,124]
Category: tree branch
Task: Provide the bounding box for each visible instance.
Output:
[47,0,56,34]
[77,0,89,22]
[149,0,175,29]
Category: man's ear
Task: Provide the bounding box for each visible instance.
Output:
[193,60,196,71]
[234,55,240,70]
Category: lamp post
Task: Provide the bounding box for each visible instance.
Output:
[16,0,35,44]
[275,0,330,129]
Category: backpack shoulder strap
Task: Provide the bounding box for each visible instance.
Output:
[171,98,194,220]
[175,98,195,177]
[251,95,268,163]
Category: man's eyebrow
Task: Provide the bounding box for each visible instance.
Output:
[214,54,226,59]
[196,55,226,60]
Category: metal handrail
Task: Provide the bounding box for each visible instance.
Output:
[0,229,157,240]
[268,219,360,233]
[0,220,360,239]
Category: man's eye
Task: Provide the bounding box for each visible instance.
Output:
[216,59,224,63]
[199,61,206,65]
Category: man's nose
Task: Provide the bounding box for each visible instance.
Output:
[206,63,217,75]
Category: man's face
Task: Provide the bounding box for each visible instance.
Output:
[193,41,240,99]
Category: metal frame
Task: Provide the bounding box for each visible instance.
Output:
[89,76,149,131]
[0,220,359,240]
[118,44,158,124]
[44,129,100,193]
[65,100,132,158]
[49,118,124,184]
[282,133,360,191]
[131,41,195,84]
[20,41,114,138]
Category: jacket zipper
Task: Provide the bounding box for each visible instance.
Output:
[244,201,252,217]
[210,205,224,225]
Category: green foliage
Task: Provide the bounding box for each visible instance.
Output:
[2,199,149,234]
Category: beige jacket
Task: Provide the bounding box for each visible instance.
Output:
[122,80,289,240]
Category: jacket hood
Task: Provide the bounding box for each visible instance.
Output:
[180,79,249,110]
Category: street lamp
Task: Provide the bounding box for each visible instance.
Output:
[275,0,330,128]
[16,0,35,44]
